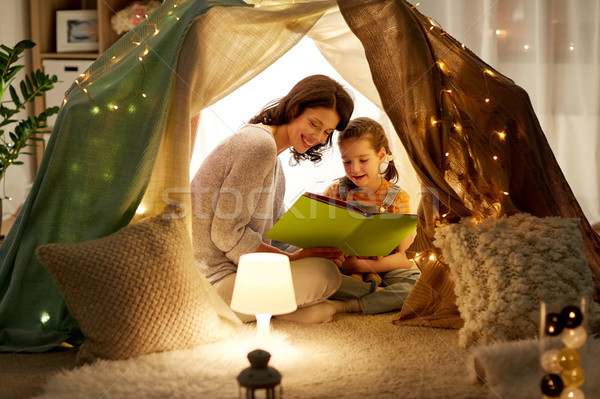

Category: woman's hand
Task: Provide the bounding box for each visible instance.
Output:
[289,247,345,267]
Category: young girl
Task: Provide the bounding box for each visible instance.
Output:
[191,75,354,324]
[323,117,420,314]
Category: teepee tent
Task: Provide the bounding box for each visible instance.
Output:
[1,0,599,351]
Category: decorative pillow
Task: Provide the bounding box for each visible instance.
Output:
[37,202,241,364]
[433,213,599,348]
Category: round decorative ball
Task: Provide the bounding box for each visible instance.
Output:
[561,366,585,388]
[557,347,580,370]
[560,387,585,399]
[541,349,562,374]
[541,373,564,397]
[561,305,583,329]
[545,313,565,336]
[561,326,588,349]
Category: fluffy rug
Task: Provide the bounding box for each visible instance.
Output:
[34,314,490,399]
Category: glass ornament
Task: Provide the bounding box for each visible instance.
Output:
[561,306,583,329]
[561,366,585,388]
[545,313,565,336]
[561,326,587,349]
[541,349,562,374]
[557,347,580,370]
[560,387,585,399]
[541,373,564,397]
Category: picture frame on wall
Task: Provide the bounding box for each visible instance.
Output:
[56,10,99,53]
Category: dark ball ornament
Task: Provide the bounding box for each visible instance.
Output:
[540,373,564,397]
[561,305,583,329]
[544,313,565,336]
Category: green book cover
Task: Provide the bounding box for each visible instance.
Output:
[266,192,418,256]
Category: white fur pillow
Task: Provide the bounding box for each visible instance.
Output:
[434,213,599,348]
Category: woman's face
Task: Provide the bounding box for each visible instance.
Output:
[339,137,386,192]
[286,107,340,153]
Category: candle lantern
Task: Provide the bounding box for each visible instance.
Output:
[237,349,282,399]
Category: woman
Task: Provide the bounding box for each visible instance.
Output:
[191,74,354,323]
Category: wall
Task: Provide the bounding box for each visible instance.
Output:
[0,0,34,222]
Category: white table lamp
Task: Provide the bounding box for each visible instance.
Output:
[231,253,297,339]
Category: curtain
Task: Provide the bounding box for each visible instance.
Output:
[415,0,600,228]
[338,0,600,327]
[0,0,334,352]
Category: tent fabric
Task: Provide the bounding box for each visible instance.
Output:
[2,0,600,350]
[0,0,334,352]
[338,0,600,326]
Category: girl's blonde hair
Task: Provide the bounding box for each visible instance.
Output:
[337,117,398,183]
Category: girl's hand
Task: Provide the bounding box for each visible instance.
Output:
[340,256,369,273]
[290,247,345,267]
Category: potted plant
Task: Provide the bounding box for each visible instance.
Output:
[0,39,59,238]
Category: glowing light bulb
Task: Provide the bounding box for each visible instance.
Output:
[91,106,100,115]
[569,43,575,51]
[502,191,509,196]
[523,44,530,50]
[429,254,436,261]
[493,155,498,160]
[141,92,147,98]
[40,312,50,324]
[497,131,506,140]
[445,152,449,157]
[485,98,490,103]
[138,56,143,62]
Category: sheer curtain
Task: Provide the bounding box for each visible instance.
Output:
[191,1,599,225]
[416,0,600,225]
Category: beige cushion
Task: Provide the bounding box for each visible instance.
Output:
[37,202,240,364]
[433,213,599,348]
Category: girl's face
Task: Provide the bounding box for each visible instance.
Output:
[286,107,340,154]
[339,136,386,192]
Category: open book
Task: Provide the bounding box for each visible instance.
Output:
[266,192,418,257]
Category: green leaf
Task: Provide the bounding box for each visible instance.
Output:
[25,75,33,94]
[9,85,21,107]
[19,80,28,98]
[5,64,24,81]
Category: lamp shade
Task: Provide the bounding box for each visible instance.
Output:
[231,253,297,315]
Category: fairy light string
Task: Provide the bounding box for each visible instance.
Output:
[61,0,189,117]
[426,17,513,220]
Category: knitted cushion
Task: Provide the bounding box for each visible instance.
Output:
[37,202,240,364]
[433,213,599,348]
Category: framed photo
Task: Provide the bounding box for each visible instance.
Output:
[56,10,99,53]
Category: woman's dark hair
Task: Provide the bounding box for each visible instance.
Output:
[249,74,354,163]
[338,117,399,183]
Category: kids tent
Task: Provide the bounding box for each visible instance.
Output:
[1,0,599,351]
